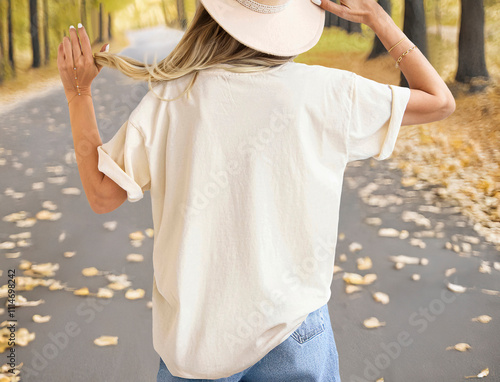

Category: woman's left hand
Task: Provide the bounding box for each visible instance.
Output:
[57,24,108,101]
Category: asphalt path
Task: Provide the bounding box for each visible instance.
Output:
[0,25,499,382]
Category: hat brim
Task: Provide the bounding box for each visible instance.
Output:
[199,0,325,56]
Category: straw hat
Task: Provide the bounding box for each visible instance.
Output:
[199,0,325,56]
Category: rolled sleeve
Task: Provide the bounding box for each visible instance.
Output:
[97,119,151,203]
[347,73,411,163]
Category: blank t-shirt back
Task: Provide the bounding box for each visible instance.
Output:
[96,61,411,379]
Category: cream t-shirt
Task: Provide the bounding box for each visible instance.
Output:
[96,61,411,379]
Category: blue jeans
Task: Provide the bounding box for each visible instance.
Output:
[157,303,341,382]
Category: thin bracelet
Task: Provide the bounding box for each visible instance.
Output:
[67,93,92,105]
[395,45,417,68]
[388,37,407,53]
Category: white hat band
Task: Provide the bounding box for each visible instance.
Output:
[235,0,292,14]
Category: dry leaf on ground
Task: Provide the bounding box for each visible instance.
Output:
[126,254,144,262]
[465,368,489,379]
[357,256,372,270]
[471,315,492,323]
[363,317,386,328]
[125,289,145,300]
[94,335,118,346]
[32,314,51,323]
[373,292,390,304]
[343,272,377,285]
[446,343,471,352]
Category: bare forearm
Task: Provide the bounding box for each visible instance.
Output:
[68,94,105,207]
[368,8,452,100]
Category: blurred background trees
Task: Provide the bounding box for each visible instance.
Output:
[0,0,496,91]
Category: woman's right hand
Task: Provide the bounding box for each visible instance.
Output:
[311,0,383,29]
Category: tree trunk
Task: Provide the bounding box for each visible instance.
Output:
[347,21,361,34]
[43,0,49,65]
[177,0,186,30]
[368,0,392,59]
[400,0,428,87]
[97,2,103,43]
[108,12,112,40]
[81,0,88,29]
[161,0,169,26]
[455,0,489,85]
[29,0,41,68]
[434,0,442,39]
[324,10,339,28]
[0,1,4,55]
[7,0,14,75]
[324,1,360,33]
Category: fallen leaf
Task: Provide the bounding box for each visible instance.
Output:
[24,262,59,277]
[343,272,377,285]
[10,295,45,307]
[129,231,145,241]
[481,288,500,296]
[479,261,491,274]
[394,262,405,270]
[106,274,131,290]
[145,228,154,238]
[401,211,431,228]
[389,255,428,265]
[125,288,145,300]
[93,335,118,346]
[345,285,362,294]
[36,210,62,221]
[357,256,372,270]
[103,221,117,231]
[96,288,114,299]
[411,274,421,281]
[2,211,28,222]
[126,254,144,263]
[363,317,386,329]
[447,281,467,293]
[146,301,153,309]
[63,251,76,258]
[42,200,57,211]
[0,241,15,250]
[349,242,363,253]
[465,367,489,379]
[32,314,51,323]
[445,267,457,277]
[5,252,21,259]
[73,287,90,296]
[471,315,492,324]
[61,187,81,195]
[333,265,343,274]
[373,292,390,304]
[378,228,400,237]
[82,267,101,277]
[446,343,471,352]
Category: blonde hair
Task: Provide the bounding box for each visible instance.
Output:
[93,4,297,102]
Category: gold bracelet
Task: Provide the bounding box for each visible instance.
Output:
[388,37,406,53]
[395,45,416,68]
[67,93,92,105]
